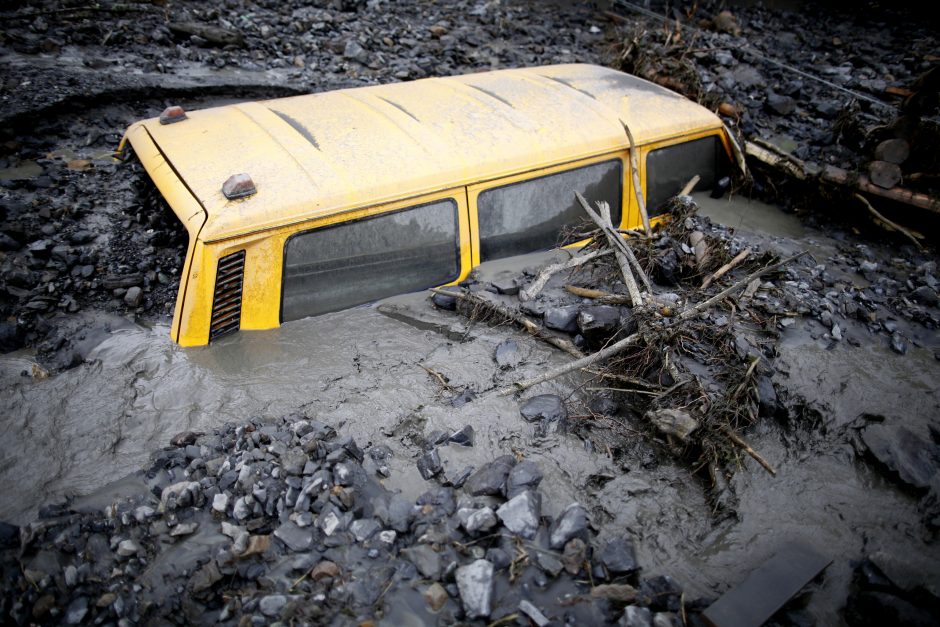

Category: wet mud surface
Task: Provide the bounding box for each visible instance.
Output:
[2,0,940,625]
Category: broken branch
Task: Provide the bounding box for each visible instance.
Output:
[518,249,612,301]
[701,247,752,290]
[623,122,653,235]
[564,285,632,304]
[722,426,776,476]
[854,193,924,251]
[575,193,647,306]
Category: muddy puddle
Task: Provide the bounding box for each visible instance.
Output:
[2,199,939,623]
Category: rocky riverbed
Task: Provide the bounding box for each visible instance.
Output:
[1,0,939,625]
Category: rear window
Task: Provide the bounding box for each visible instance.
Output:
[282,199,459,321]
[646,135,725,217]
[477,159,623,261]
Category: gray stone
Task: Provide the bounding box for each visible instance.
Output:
[765,92,796,116]
[64,564,78,587]
[123,286,143,307]
[402,544,442,580]
[232,496,251,521]
[860,424,940,490]
[491,278,519,295]
[550,502,589,549]
[653,612,681,627]
[116,539,139,557]
[212,493,229,513]
[620,606,653,627]
[645,408,698,442]
[417,448,443,480]
[456,559,494,619]
[601,537,639,574]
[259,594,287,617]
[334,462,353,486]
[343,40,366,62]
[448,425,475,447]
[350,518,381,542]
[464,507,497,533]
[170,522,198,537]
[495,340,522,368]
[911,286,938,307]
[507,460,543,499]
[274,521,314,552]
[66,597,89,624]
[319,510,342,536]
[424,582,449,612]
[520,394,567,424]
[496,491,541,539]
[544,305,579,333]
[535,549,564,577]
[577,305,621,345]
[281,448,308,475]
[464,455,515,496]
[432,286,460,310]
[890,332,907,355]
[519,599,550,626]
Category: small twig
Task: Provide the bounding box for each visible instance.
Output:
[854,193,924,251]
[519,249,612,301]
[679,252,806,321]
[701,247,752,290]
[722,426,777,476]
[487,614,520,627]
[564,285,632,304]
[587,386,661,396]
[420,364,454,392]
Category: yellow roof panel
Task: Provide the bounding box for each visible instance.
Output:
[129,64,722,242]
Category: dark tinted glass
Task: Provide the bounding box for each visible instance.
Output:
[477,159,622,261]
[646,135,724,216]
[282,199,459,321]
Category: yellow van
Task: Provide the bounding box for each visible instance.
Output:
[120,63,734,346]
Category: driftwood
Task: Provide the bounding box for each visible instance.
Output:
[701,247,752,290]
[680,175,700,196]
[428,288,582,358]
[518,249,612,302]
[623,122,653,235]
[745,139,940,214]
[576,193,652,305]
[564,285,632,304]
[854,193,924,251]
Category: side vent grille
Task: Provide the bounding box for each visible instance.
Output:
[210,250,245,342]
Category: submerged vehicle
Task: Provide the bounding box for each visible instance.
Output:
[120,63,735,346]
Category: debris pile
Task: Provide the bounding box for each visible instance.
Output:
[0,414,711,626]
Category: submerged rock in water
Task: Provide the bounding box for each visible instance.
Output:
[456,559,494,619]
[859,423,940,490]
[520,394,567,423]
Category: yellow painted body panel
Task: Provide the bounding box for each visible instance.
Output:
[120,63,729,346]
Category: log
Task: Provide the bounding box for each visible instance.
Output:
[429,288,583,358]
[868,160,902,190]
[680,175,701,196]
[518,249,612,302]
[874,139,910,165]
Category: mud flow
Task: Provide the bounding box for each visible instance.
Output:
[2,0,939,625]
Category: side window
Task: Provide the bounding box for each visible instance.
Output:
[645,135,725,217]
[477,159,623,262]
[282,198,459,321]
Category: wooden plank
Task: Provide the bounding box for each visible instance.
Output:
[702,542,831,627]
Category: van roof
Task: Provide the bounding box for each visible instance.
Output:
[129,64,723,242]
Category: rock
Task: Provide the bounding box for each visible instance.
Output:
[448,425,475,447]
[65,597,89,624]
[890,333,907,355]
[274,521,314,551]
[756,376,782,419]
[496,491,541,538]
[506,460,543,499]
[417,448,443,480]
[645,408,698,442]
[621,606,653,627]
[259,594,287,617]
[189,559,223,594]
[550,502,589,549]
[281,448,308,475]
[520,394,567,423]
[240,535,271,558]
[212,493,229,513]
[123,286,143,307]
[424,582,449,612]
[170,430,201,447]
[402,544,442,579]
[432,286,460,310]
[577,305,621,346]
[831,324,843,341]
[591,583,638,603]
[562,538,587,575]
[417,486,456,515]
[0,322,23,353]
[310,560,340,581]
[456,559,494,619]
[765,92,796,116]
[464,507,498,533]
[160,480,200,510]
[350,518,381,542]
[860,424,940,490]
[638,575,682,611]
[64,564,78,587]
[519,599,550,626]
[0,521,18,548]
[601,537,639,574]
[491,278,519,295]
[544,305,579,333]
[535,549,564,577]
[911,286,938,307]
[464,455,515,496]
[116,540,139,557]
[232,496,250,521]
[170,521,198,537]
[443,465,474,489]
[343,39,366,62]
[731,64,764,88]
[495,340,522,368]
